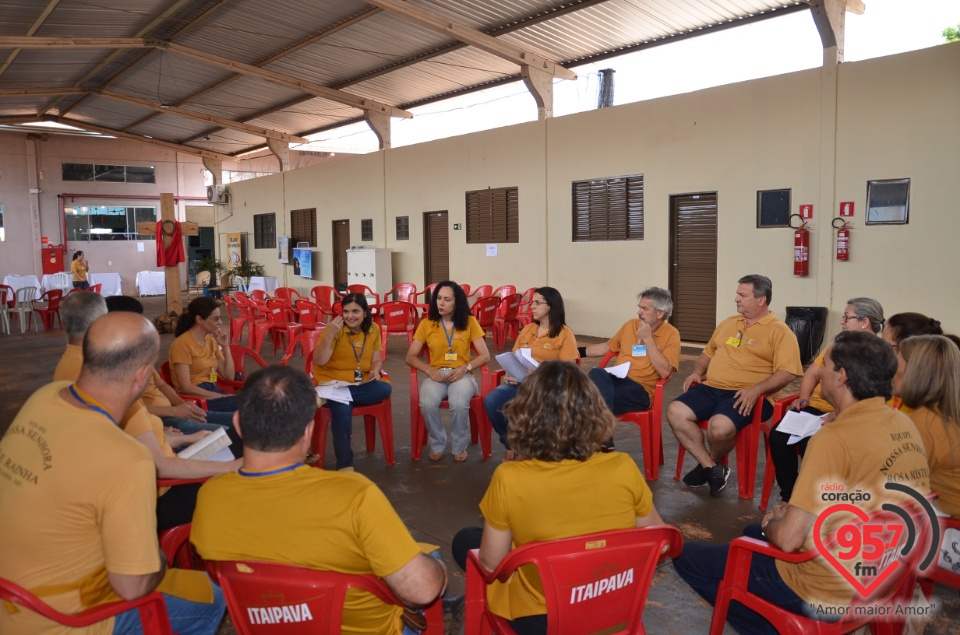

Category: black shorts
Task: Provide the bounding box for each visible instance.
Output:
[674,383,773,431]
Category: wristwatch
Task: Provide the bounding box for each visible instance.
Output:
[466,363,473,372]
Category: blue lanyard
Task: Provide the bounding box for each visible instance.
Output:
[69,385,119,427]
[238,463,301,477]
[347,328,368,368]
[440,320,455,352]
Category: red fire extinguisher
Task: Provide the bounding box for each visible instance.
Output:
[790,214,809,277]
[833,218,851,261]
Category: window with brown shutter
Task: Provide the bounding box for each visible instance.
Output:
[465,187,518,244]
[290,208,317,247]
[253,213,276,249]
[361,219,373,241]
[395,216,410,240]
[572,175,644,242]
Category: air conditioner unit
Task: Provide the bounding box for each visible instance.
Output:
[206,184,229,205]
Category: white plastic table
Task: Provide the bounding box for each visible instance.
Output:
[249,276,279,294]
[136,271,166,296]
[88,272,123,296]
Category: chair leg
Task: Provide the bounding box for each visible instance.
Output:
[736,422,760,499]
[759,435,777,511]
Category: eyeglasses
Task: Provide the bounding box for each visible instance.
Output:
[840,314,862,323]
[530,300,548,306]
[208,315,223,322]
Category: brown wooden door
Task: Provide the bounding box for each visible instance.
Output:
[423,211,449,289]
[669,193,718,343]
[332,220,350,292]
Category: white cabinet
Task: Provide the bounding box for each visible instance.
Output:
[346,248,392,296]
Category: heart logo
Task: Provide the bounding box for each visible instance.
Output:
[813,503,900,598]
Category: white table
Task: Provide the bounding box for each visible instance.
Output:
[88,272,123,297]
[2,274,42,302]
[249,276,279,294]
[136,271,166,296]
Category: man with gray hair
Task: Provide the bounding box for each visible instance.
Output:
[53,290,107,380]
[583,287,681,432]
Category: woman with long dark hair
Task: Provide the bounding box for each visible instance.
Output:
[313,292,391,471]
[169,297,238,412]
[483,286,578,459]
[70,250,89,290]
[405,281,490,462]
[883,312,943,412]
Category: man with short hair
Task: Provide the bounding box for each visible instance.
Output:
[0,312,225,635]
[673,330,930,634]
[192,365,447,633]
[53,290,107,380]
[667,274,803,496]
[583,287,681,424]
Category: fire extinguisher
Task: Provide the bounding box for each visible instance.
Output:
[833,218,851,261]
[790,214,809,277]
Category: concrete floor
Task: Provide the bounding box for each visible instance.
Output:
[1,294,957,634]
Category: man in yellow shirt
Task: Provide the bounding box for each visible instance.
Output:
[192,365,446,633]
[667,274,802,496]
[52,291,107,381]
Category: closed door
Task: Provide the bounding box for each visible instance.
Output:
[669,193,718,343]
[332,220,350,292]
[423,211,449,290]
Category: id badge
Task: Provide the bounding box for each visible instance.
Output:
[209,369,218,382]
[444,351,458,362]
[354,368,363,382]
[726,336,741,347]
[632,344,647,357]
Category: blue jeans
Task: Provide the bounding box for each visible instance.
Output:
[588,367,650,415]
[162,410,234,434]
[112,581,225,635]
[419,371,479,455]
[483,383,519,450]
[323,380,393,469]
[673,524,832,634]
[196,382,240,413]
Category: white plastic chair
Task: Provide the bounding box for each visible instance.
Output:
[50,272,72,293]
[13,287,39,332]
[233,276,249,293]
[0,301,9,335]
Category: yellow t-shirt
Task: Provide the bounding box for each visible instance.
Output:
[140,369,171,408]
[313,324,387,384]
[607,319,681,400]
[806,348,833,413]
[53,344,83,382]
[168,332,224,390]
[704,313,802,391]
[191,466,423,634]
[413,316,484,369]
[0,382,160,635]
[479,452,654,619]
[777,397,930,608]
[513,323,579,362]
[910,407,960,518]
[70,259,88,282]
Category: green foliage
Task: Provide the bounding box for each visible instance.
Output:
[196,257,225,282]
[944,24,960,43]
[230,258,265,278]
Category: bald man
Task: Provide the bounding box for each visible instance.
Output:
[0,313,226,635]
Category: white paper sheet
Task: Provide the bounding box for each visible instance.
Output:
[774,411,826,445]
[603,361,632,379]
[316,382,354,404]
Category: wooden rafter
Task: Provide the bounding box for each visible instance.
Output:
[0,0,61,81]
[48,116,232,161]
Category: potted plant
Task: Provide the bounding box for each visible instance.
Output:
[195,257,224,291]
[229,258,265,279]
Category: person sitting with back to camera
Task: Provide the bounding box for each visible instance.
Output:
[881,311,944,412]
[313,292,392,471]
[483,286,578,460]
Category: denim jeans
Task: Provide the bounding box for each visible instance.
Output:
[162,410,234,434]
[323,380,393,469]
[112,581,225,635]
[196,382,239,412]
[483,383,519,450]
[587,367,650,415]
[419,370,478,455]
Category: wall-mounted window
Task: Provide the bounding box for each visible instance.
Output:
[757,189,791,227]
[572,175,644,241]
[290,208,317,247]
[64,205,156,241]
[62,163,156,184]
[253,213,276,249]
[866,178,910,225]
[361,219,373,241]
[395,216,409,240]
[466,186,518,244]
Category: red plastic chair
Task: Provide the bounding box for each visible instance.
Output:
[222,296,251,345]
[157,520,203,570]
[209,559,443,635]
[294,299,324,331]
[598,352,669,481]
[466,284,493,307]
[250,289,269,302]
[386,282,417,303]
[492,293,521,351]
[516,287,537,327]
[346,284,381,321]
[492,285,516,299]
[409,347,491,461]
[465,526,683,635]
[281,331,323,372]
[32,289,63,330]
[159,361,211,408]
[0,577,173,633]
[758,394,801,511]
[919,516,960,599]
[378,301,418,361]
[273,287,302,303]
[216,345,269,393]
[471,296,500,350]
[311,371,395,468]
[251,299,302,355]
[89,283,102,295]
[460,283,472,297]
[709,504,929,635]
[673,384,770,499]
[0,283,15,309]
[310,285,341,322]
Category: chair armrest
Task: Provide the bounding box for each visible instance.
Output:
[178,394,209,410]
[728,536,820,564]
[771,394,800,425]
[158,477,210,487]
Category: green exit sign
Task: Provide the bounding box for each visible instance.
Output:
[453,223,462,230]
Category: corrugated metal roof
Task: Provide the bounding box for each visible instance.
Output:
[0,0,806,157]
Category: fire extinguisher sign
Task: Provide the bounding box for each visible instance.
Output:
[839,201,855,217]
[799,204,814,219]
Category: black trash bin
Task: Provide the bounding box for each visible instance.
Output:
[785,306,828,365]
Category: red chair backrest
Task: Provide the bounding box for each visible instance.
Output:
[388,282,417,303]
[159,361,174,385]
[460,283,471,297]
[267,300,289,327]
[496,293,521,319]
[380,301,417,333]
[229,344,268,380]
[295,299,321,329]
[310,286,340,312]
[281,331,322,371]
[251,289,269,302]
[89,284,102,294]
[222,295,242,317]
[211,560,416,635]
[471,284,492,298]
[470,526,682,635]
[40,289,63,308]
[273,287,296,302]
[471,296,500,329]
[493,285,516,299]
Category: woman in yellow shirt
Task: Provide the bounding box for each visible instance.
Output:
[169,297,238,412]
[70,250,89,289]
[405,280,490,463]
[312,292,391,471]
[483,286,578,459]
